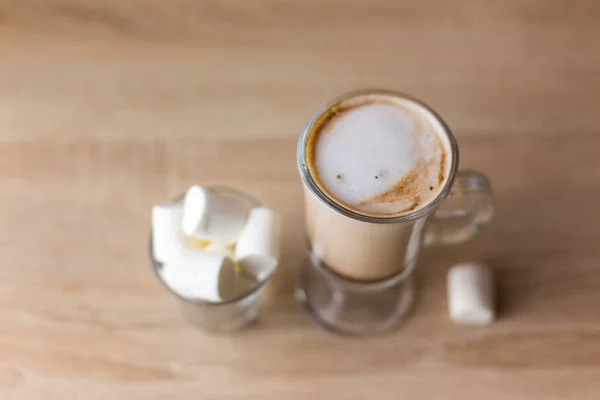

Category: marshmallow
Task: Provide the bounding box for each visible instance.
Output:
[234,207,280,280]
[204,240,235,259]
[152,203,185,264]
[447,263,495,326]
[160,249,238,302]
[183,236,211,250]
[182,185,248,244]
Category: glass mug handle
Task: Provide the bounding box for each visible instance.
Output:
[424,170,494,246]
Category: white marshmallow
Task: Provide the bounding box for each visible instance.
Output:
[204,240,235,259]
[447,263,495,326]
[152,203,185,264]
[182,185,247,244]
[181,185,207,236]
[234,207,280,280]
[160,249,238,302]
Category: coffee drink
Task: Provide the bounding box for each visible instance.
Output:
[306,93,451,217]
[300,91,455,281]
[296,90,494,334]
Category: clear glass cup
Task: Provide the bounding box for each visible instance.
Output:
[295,90,494,336]
[150,186,274,333]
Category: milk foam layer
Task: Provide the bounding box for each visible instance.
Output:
[309,98,449,216]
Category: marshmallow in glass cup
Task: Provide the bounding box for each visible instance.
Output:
[151,203,185,264]
[150,186,279,332]
[160,248,239,302]
[204,240,236,259]
[182,185,248,244]
[234,207,280,280]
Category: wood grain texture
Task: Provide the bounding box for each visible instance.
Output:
[1,0,600,398]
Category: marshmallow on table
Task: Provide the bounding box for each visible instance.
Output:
[234,207,280,280]
[182,185,248,244]
[152,203,184,264]
[447,263,495,326]
[161,248,238,302]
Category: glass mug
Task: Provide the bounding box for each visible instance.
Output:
[295,90,494,336]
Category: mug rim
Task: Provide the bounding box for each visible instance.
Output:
[297,89,460,224]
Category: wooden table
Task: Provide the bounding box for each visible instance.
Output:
[1,1,599,398]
